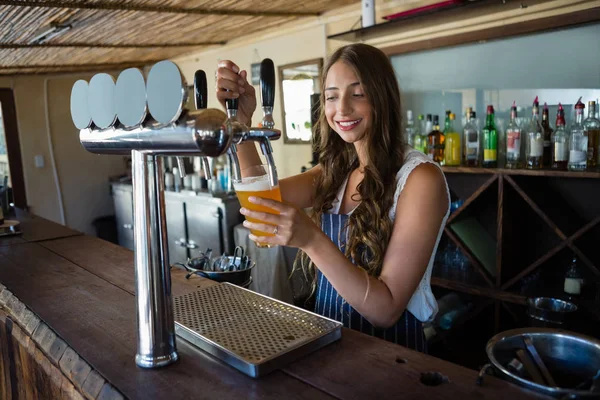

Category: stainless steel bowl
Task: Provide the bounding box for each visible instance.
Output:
[527,297,578,325]
[186,256,255,286]
[485,328,600,398]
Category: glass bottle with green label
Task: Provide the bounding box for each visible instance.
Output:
[482,105,498,168]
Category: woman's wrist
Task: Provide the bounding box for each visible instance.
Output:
[300,227,328,254]
[239,114,253,126]
[236,141,255,151]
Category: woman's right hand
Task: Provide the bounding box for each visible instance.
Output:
[215,60,257,126]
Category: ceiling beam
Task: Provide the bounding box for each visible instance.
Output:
[0,42,226,49]
[0,61,160,73]
[0,0,320,17]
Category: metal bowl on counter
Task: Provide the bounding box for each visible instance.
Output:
[483,328,600,398]
[173,247,255,288]
[527,297,578,326]
[189,255,255,287]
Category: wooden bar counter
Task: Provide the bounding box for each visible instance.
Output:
[0,211,548,399]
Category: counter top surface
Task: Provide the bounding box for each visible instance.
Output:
[0,212,548,400]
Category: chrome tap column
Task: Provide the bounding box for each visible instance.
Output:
[132,151,177,367]
[71,59,280,369]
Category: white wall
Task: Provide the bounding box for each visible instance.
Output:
[0,75,126,234]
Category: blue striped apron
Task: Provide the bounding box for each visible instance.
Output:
[314,212,427,353]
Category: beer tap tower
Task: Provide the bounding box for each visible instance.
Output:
[71,59,279,368]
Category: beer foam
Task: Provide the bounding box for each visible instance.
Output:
[233,174,272,191]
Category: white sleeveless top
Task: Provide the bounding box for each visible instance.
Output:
[330,149,451,322]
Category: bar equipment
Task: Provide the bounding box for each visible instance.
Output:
[71,59,282,369]
[193,70,213,184]
[479,328,600,398]
[88,73,117,129]
[526,297,577,327]
[115,68,147,128]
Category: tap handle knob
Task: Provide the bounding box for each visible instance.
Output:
[260,58,275,108]
[194,70,207,110]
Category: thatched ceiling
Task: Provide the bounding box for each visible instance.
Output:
[0,0,358,75]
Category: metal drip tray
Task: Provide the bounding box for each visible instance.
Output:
[173,282,342,377]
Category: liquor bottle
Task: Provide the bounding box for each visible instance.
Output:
[568,98,588,171]
[583,101,600,170]
[482,105,497,168]
[463,109,480,167]
[505,101,522,169]
[405,110,416,147]
[525,96,544,169]
[444,112,461,166]
[414,115,427,154]
[541,103,553,168]
[425,114,433,136]
[551,103,568,170]
[427,115,445,164]
[564,256,584,298]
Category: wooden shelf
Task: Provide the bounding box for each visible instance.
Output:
[431,277,526,305]
[428,298,494,348]
[442,166,600,179]
[327,0,600,60]
[327,0,484,42]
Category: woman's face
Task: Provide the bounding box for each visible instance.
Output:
[324,61,372,144]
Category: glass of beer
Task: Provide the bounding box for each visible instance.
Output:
[233,164,282,248]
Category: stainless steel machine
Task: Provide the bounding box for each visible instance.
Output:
[71,59,341,375]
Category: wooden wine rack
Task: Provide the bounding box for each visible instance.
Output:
[430,167,600,354]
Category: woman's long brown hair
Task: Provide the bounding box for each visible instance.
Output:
[294,43,408,297]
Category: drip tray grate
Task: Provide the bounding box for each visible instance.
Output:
[173,282,342,377]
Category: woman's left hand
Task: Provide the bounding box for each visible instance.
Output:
[241,196,321,249]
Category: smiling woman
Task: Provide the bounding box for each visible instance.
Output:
[324,62,372,146]
[215,44,450,352]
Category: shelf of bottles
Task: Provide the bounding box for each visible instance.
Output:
[405,96,600,175]
[410,96,600,343]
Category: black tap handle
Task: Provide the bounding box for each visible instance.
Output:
[260,58,275,108]
[226,97,238,111]
[225,73,239,112]
[194,70,207,110]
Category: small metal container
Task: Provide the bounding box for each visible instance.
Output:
[527,297,578,325]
